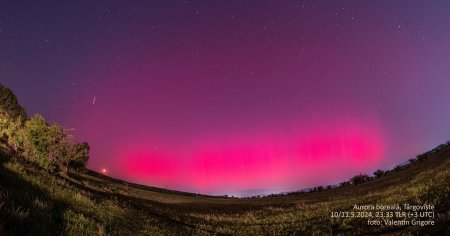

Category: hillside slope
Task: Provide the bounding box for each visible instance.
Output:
[1,142,449,235]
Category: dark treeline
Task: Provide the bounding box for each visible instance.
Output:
[246,141,450,199]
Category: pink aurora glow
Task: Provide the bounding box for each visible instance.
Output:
[114,119,384,194]
[4,1,450,197]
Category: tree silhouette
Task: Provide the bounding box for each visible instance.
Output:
[351,174,370,185]
[0,84,27,120]
[373,170,384,178]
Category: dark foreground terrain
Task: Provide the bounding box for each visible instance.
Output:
[1,142,449,235]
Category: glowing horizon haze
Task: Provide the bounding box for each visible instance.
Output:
[1,1,450,195]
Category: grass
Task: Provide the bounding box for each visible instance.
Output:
[1,142,449,235]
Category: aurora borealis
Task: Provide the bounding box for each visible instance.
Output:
[1,1,450,195]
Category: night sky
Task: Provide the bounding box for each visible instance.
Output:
[2,1,450,196]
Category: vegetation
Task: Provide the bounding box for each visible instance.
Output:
[19,114,89,172]
[1,83,449,235]
[373,169,385,178]
[0,83,89,173]
[0,84,27,121]
[350,173,370,185]
[1,141,449,235]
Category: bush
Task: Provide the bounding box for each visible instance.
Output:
[20,115,89,171]
[0,110,23,146]
[350,174,370,185]
[393,165,402,172]
[373,170,384,178]
[68,142,90,170]
[0,84,27,120]
[0,84,90,172]
[416,154,427,162]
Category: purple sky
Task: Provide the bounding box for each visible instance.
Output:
[1,1,450,196]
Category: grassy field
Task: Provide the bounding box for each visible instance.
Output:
[1,141,449,235]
